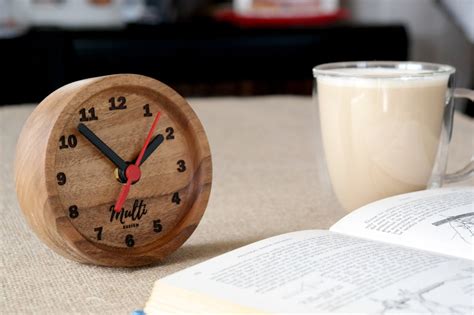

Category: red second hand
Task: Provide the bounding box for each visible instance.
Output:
[114,112,162,212]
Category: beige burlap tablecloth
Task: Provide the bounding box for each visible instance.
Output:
[1,96,473,314]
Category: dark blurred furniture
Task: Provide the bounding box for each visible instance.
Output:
[0,20,408,105]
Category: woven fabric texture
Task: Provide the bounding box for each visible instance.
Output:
[1,96,473,314]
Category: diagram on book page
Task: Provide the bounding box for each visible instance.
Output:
[370,270,474,314]
[431,212,474,244]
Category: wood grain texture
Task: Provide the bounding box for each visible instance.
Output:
[15,74,212,267]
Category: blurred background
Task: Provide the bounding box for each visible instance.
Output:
[0,0,472,115]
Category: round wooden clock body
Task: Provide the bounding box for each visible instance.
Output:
[15,74,212,267]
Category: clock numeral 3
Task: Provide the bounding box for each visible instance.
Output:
[172,192,181,205]
[109,96,127,110]
[57,172,66,185]
[143,104,152,117]
[94,227,103,240]
[68,205,79,219]
[166,127,175,140]
[125,234,135,247]
[59,135,77,149]
[153,220,163,233]
[177,160,186,172]
[79,107,98,122]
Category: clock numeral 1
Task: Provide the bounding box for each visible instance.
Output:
[94,227,103,240]
[79,107,98,122]
[153,220,163,233]
[59,135,77,149]
[125,234,135,247]
[166,127,175,140]
[172,192,181,205]
[68,205,79,219]
[57,172,66,185]
[109,96,127,110]
[143,104,152,117]
[177,160,186,172]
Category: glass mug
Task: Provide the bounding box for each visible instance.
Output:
[312,61,474,212]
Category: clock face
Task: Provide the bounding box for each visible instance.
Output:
[50,87,197,249]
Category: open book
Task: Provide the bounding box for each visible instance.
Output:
[144,187,474,314]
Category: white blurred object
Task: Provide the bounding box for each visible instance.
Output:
[18,0,124,29]
[234,0,339,17]
[0,0,29,38]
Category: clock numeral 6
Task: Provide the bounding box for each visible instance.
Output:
[153,220,163,233]
[172,192,181,205]
[57,172,66,185]
[166,127,175,140]
[125,234,135,247]
[59,135,77,149]
[79,107,98,122]
[177,160,186,172]
[109,96,127,110]
[94,227,103,240]
[143,104,152,117]
[68,205,79,219]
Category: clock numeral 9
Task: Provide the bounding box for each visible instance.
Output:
[143,104,152,117]
[109,96,127,110]
[177,160,186,172]
[59,135,77,149]
[125,234,135,247]
[57,172,66,185]
[79,107,98,122]
[166,127,175,140]
[68,205,79,219]
[94,227,103,240]
[153,220,162,233]
[172,192,181,205]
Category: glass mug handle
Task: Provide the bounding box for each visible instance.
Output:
[444,88,474,183]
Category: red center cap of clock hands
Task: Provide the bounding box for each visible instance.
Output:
[114,111,162,213]
[125,164,141,182]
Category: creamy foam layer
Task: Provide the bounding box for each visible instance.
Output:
[317,68,450,88]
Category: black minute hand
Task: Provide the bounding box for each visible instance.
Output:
[78,123,128,171]
[132,134,164,166]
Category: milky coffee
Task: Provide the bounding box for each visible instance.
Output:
[317,69,449,211]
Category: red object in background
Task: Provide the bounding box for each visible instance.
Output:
[214,8,348,28]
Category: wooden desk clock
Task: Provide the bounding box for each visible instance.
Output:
[14,74,212,267]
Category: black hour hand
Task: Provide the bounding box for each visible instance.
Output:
[134,134,164,165]
[78,123,128,171]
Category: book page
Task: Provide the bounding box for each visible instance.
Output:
[146,230,473,314]
[330,187,474,260]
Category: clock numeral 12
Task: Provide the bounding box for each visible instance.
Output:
[79,107,98,122]
[109,96,127,110]
[94,227,103,240]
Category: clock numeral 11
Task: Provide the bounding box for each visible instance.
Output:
[79,107,98,122]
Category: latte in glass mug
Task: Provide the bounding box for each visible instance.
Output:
[313,62,474,211]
